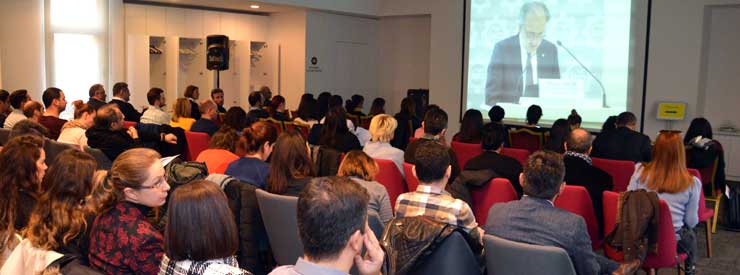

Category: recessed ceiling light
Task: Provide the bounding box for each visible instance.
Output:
[250,4,260,9]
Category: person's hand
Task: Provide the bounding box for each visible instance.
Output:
[127,127,139,139]
[164,133,177,144]
[355,225,384,275]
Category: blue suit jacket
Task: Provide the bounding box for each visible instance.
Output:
[485,196,608,275]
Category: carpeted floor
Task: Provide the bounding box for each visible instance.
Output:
[644,224,740,275]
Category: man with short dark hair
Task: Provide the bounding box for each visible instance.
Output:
[563,128,613,234]
[270,176,384,275]
[591,111,652,162]
[4,89,31,129]
[464,123,523,196]
[404,106,460,183]
[211,88,227,114]
[190,100,220,136]
[488,105,505,123]
[246,91,269,126]
[87,84,107,110]
[0,89,11,128]
[39,87,68,139]
[110,82,142,122]
[485,151,639,275]
[396,142,483,240]
[86,104,176,160]
[140,88,170,125]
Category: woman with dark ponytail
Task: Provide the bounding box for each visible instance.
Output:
[225,121,278,189]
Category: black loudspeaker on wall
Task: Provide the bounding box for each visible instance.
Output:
[206,35,229,70]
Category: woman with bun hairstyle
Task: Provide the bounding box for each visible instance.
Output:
[58,100,96,147]
[225,121,278,188]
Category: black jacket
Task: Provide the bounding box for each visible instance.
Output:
[87,98,106,110]
[391,113,420,150]
[246,109,269,126]
[189,100,201,120]
[464,151,523,197]
[404,138,460,184]
[190,118,220,136]
[307,125,361,153]
[110,99,142,122]
[592,127,652,163]
[449,169,499,206]
[563,155,613,236]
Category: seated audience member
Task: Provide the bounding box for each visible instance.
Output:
[684,117,726,193]
[58,100,96,147]
[88,148,170,275]
[485,151,640,275]
[346,94,366,117]
[0,90,9,128]
[488,105,505,124]
[327,95,343,111]
[453,109,484,144]
[23,100,44,123]
[140,87,170,125]
[601,115,618,133]
[396,142,483,240]
[196,126,240,174]
[316,92,331,119]
[464,123,523,196]
[246,91,269,126]
[543,118,569,153]
[24,149,97,266]
[259,86,273,107]
[39,87,68,140]
[4,89,31,129]
[404,106,460,183]
[592,111,652,162]
[563,128,613,233]
[269,176,384,275]
[87,104,176,160]
[309,106,362,153]
[191,100,220,136]
[159,180,251,275]
[338,151,394,224]
[224,106,248,134]
[390,97,420,150]
[87,84,107,110]
[364,114,404,175]
[184,85,202,120]
[110,82,142,123]
[170,98,196,131]
[368,97,385,116]
[269,95,290,121]
[0,135,46,230]
[212,88,227,114]
[225,121,278,189]
[525,104,543,128]
[266,131,315,196]
[627,131,701,274]
[568,109,582,130]
[294,96,319,128]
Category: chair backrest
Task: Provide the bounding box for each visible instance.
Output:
[122,120,137,129]
[185,131,211,161]
[470,178,518,225]
[591,157,635,192]
[554,185,600,249]
[500,147,530,166]
[687,169,713,221]
[284,121,310,140]
[484,234,576,275]
[410,231,482,275]
[368,212,384,239]
[508,128,544,154]
[602,191,681,268]
[403,162,419,192]
[450,141,483,169]
[374,158,407,209]
[254,189,303,266]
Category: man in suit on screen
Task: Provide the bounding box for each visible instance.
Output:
[485,1,560,105]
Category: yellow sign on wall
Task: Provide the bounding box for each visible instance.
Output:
[657,102,686,120]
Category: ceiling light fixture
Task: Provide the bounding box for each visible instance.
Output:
[250,4,260,9]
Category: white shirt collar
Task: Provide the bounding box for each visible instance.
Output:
[112,96,126,102]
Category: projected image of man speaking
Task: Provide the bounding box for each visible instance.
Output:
[485,2,560,105]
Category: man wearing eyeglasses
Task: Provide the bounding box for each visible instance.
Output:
[485,1,560,105]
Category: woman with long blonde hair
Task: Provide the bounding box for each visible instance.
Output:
[627,130,701,274]
[170,98,195,131]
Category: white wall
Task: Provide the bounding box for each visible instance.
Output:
[0,0,45,98]
[378,15,431,115]
[268,11,307,109]
[700,5,740,130]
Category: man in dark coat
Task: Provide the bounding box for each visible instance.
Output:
[592,112,652,163]
[109,82,142,123]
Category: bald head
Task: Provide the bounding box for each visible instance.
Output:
[566,128,592,154]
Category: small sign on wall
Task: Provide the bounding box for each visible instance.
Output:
[307,56,322,72]
[656,102,687,120]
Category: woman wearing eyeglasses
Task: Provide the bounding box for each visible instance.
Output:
[88,148,171,275]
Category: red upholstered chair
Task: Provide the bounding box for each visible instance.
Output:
[408,137,418,145]
[374,159,407,209]
[450,141,483,169]
[403,162,419,192]
[284,121,310,140]
[591,157,635,192]
[602,191,687,273]
[500,147,530,166]
[470,178,518,225]
[554,185,601,249]
[184,131,210,161]
[508,128,544,154]
[688,168,713,257]
[122,121,137,129]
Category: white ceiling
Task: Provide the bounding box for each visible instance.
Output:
[136,0,303,14]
